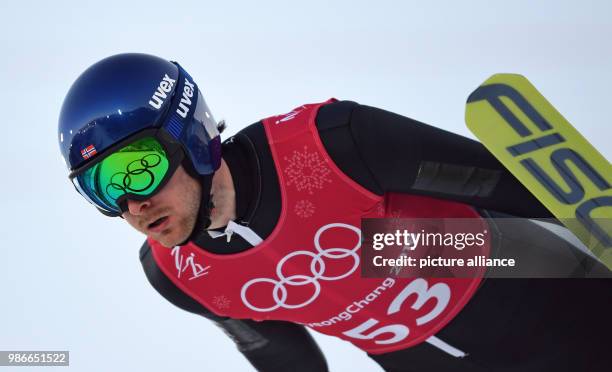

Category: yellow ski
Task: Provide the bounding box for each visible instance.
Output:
[465,74,612,270]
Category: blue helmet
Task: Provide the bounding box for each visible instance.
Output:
[58,53,221,177]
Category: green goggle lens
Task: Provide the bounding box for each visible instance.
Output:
[73,137,171,214]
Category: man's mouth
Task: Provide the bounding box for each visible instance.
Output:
[147,216,169,232]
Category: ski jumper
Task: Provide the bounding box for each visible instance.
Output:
[149,100,490,354]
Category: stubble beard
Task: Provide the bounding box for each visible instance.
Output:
[156,175,202,248]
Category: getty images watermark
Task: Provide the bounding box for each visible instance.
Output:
[361,218,611,278]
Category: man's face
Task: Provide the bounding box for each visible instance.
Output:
[122,164,201,247]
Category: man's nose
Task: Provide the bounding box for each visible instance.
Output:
[126,198,151,215]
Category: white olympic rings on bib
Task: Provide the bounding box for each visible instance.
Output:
[240,223,361,312]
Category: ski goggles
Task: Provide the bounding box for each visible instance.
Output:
[69,129,184,217]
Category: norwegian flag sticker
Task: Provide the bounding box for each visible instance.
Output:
[81,145,97,160]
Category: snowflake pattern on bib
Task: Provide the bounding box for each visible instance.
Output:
[294,199,316,218]
[389,209,403,218]
[212,295,231,310]
[376,201,386,216]
[283,145,332,194]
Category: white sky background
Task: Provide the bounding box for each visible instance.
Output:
[0,0,610,371]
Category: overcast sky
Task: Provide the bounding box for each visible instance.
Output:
[1,1,610,371]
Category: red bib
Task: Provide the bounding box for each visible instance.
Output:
[149,99,489,354]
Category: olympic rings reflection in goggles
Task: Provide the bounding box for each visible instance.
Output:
[69,129,184,217]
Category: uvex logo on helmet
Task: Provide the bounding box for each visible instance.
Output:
[149,74,176,109]
[176,78,195,118]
